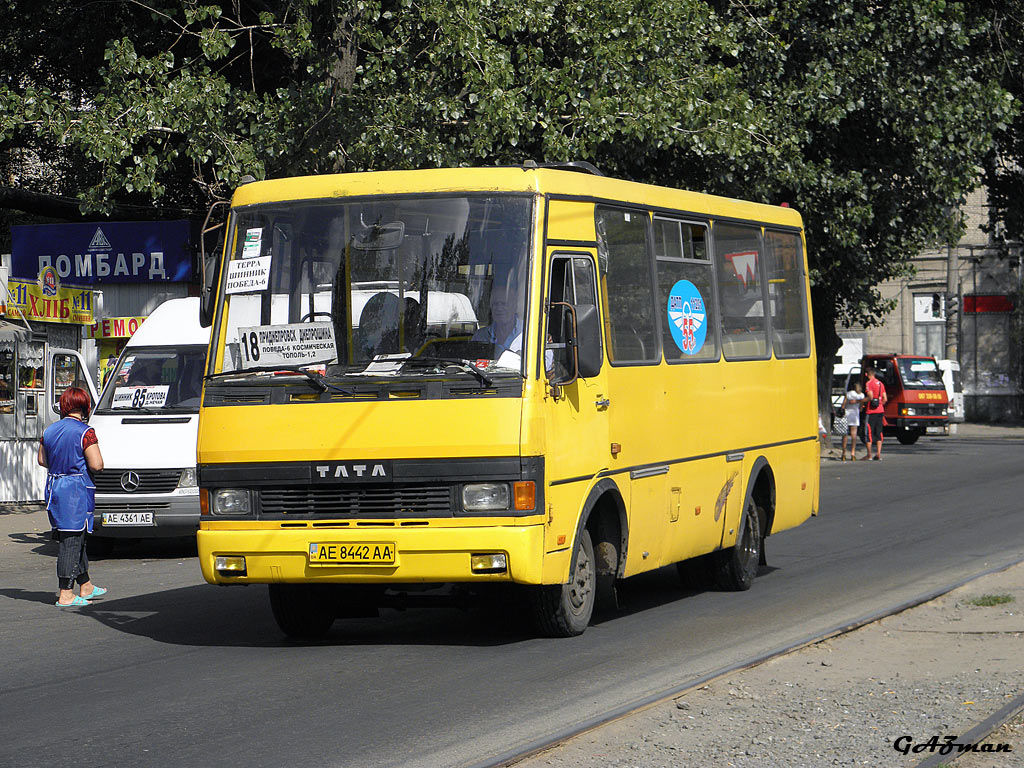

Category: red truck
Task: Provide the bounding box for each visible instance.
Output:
[858,354,950,444]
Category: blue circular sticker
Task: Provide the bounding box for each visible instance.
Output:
[667,280,707,355]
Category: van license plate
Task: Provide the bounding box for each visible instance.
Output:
[102,512,154,526]
[926,426,944,434]
[308,542,396,566]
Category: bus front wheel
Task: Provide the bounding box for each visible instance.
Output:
[530,528,596,637]
[711,500,763,591]
[268,584,336,640]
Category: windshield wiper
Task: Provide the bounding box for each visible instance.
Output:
[401,356,494,387]
[206,365,353,395]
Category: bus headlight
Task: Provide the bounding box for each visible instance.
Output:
[211,489,251,515]
[178,468,197,488]
[462,483,510,512]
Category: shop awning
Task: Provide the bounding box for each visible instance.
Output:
[0,319,31,346]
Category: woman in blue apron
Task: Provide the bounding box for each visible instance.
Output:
[38,387,107,607]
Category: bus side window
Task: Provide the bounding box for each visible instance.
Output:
[653,217,717,363]
[764,230,810,357]
[595,207,659,364]
[715,222,769,360]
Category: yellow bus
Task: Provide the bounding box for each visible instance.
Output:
[196,164,819,638]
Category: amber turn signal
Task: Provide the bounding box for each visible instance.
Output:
[513,481,535,511]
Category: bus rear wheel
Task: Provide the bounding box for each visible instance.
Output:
[268,584,336,640]
[711,500,762,591]
[530,528,596,637]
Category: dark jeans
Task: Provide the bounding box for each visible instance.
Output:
[54,530,90,590]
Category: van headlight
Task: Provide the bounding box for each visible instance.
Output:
[462,483,510,512]
[211,489,251,515]
[178,468,197,488]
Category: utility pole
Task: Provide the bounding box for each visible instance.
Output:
[945,240,959,360]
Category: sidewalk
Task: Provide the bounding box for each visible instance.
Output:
[514,561,1024,767]
[954,420,1024,439]
[821,420,1024,461]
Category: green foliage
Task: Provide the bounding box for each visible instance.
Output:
[0,0,1017,360]
[966,593,1015,606]
[711,0,1011,346]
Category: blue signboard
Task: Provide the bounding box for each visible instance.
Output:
[11,220,193,284]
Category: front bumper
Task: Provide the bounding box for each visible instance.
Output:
[888,417,949,434]
[197,522,546,585]
[93,491,201,539]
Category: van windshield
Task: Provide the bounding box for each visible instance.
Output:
[96,346,208,413]
[897,357,945,390]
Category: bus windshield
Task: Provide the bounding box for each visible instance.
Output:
[218,195,532,378]
[897,357,945,389]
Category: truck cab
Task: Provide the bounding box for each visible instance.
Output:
[860,354,949,444]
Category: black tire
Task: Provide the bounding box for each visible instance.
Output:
[710,500,763,591]
[86,535,115,558]
[896,429,921,445]
[268,584,336,640]
[530,528,596,637]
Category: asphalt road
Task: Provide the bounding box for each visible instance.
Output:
[2,434,1023,768]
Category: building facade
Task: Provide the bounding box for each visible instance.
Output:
[1,220,199,501]
[838,188,1021,422]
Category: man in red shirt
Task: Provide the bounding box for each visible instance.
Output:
[863,366,887,461]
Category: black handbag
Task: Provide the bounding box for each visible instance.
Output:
[869,397,880,409]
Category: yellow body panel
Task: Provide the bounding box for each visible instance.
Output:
[199,398,522,464]
[199,167,818,591]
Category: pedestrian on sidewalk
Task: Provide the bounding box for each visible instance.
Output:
[863,366,887,461]
[37,387,107,607]
[841,381,866,460]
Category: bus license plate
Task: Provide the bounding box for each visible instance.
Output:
[308,542,396,566]
[102,512,154,526]
[926,425,944,434]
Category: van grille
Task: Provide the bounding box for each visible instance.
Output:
[94,469,182,494]
[258,485,453,518]
[96,502,172,513]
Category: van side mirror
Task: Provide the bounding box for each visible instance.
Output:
[575,304,602,379]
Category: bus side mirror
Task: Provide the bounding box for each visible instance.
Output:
[199,252,219,329]
[575,304,602,379]
[547,302,603,391]
[199,200,229,329]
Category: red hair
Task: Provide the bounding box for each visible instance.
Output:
[59,387,91,418]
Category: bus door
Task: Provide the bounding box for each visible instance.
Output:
[594,207,673,573]
[543,252,610,555]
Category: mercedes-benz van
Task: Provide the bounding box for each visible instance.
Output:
[88,298,210,553]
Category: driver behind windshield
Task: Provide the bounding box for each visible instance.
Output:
[471,279,523,356]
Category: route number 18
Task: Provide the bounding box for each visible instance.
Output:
[240,332,261,363]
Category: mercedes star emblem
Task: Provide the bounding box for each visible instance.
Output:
[120,471,141,492]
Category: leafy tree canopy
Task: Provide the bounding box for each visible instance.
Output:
[0,0,1017,370]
